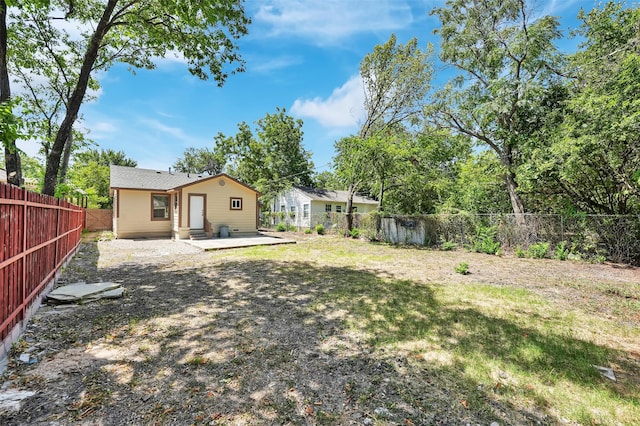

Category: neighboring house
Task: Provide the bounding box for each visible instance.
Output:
[0,169,6,183]
[271,186,378,229]
[110,165,260,239]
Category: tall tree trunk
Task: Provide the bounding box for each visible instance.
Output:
[42,0,118,195]
[378,180,384,212]
[500,147,525,216]
[504,169,525,215]
[345,183,356,234]
[0,0,22,187]
[58,132,74,185]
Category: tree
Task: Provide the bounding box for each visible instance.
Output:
[313,170,343,190]
[174,147,224,175]
[539,3,640,214]
[68,148,137,208]
[340,33,433,231]
[9,4,96,186]
[29,0,250,195]
[428,0,563,215]
[0,0,22,186]
[215,108,314,204]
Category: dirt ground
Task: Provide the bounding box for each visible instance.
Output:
[0,233,638,425]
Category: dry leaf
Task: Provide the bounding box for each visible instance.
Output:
[460,399,469,408]
[305,405,314,416]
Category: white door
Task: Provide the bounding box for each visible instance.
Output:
[190,195,204,229]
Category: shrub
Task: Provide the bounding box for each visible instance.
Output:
[349,228,360,239]
[515,245,526,258]
[554,241,568,260]
[304,228,312,234]
[454,262,469,275]
[472,226,500,255]
[275,222,286,232]
[440,238,457,251]
[528,242,550,259]
[288,224,298,232]
[315,224,325,235]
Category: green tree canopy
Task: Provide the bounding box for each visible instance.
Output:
[5,0,250,195]
[174,147,224,175]
[427,0,563,215]
[68,148,137,208]
[215,108,314,204]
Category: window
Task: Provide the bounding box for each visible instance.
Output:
[303,204,309,219]
[290,205,296,218]
[325,204,332,212]
[230,197,243,210]
[336,205,342,213]
[280,205,286,212]
[152,194,169,220]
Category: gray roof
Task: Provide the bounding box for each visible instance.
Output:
[110,165,212,190]
[295,186,377,205]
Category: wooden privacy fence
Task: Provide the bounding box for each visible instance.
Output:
[0,183,84,357]
[85,208,112,231]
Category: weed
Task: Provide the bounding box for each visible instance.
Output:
[454,262,469,275]
[315,224,325,235]
[349,228,360,239]
[515,245,526,258]
[440,238,457,251]
[471,226,500,255]
[276,223,286,232]
[304,228,312,234]
[527,242,550,259]
[554,241,569,260]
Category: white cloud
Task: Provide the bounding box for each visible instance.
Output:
[137,117,199,146]
[250,55,303,73]
[254,0,413,44]
[291,75,365,128]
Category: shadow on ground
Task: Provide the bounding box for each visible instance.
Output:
[1,239,636,425]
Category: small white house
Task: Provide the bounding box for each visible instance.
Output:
[271,186,378,229]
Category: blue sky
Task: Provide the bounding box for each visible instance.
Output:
[20,0,595,173]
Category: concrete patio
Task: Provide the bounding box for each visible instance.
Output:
[182,234,296,251]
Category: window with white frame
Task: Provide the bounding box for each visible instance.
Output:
[303,203,309,218]
[230,197,243,210]
[290,205,296,218]
[325,204,332,212]
[336,205,342,213]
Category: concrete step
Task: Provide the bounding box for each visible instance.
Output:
[189,230,208,240]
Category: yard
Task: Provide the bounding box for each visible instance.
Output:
[1,233,639,425]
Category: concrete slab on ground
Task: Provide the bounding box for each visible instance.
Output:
[182,234,296,251]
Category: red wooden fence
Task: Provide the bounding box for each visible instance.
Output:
[0,183,84,348]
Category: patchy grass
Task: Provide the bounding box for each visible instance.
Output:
[241,237,640,424]
[4,236,639,425]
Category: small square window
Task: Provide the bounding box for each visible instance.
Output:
[280,205,286,212]
[325,204,332,212]
[230,197,243,210]
[336,205,342,213]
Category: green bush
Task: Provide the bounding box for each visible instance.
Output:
[528,242,550,259]
[315,224,325,235]
[288,224,298,232]
[454,262,469,275]
[440,238,457,251]
[304,228,312,234]
[472,226,500,255]
[515,245,526,258]
[349,228,360,239]
[276,222,286,232]
[554,241,568,260]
